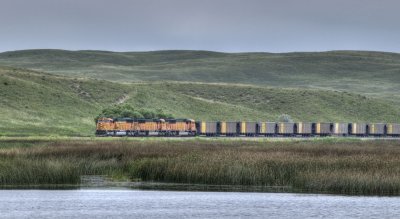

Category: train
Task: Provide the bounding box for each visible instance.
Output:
[95,118,400,137]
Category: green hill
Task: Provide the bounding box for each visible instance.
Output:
[1,49,400,103]
[1,66,399,136]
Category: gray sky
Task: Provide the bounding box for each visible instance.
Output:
[1,0,400,53]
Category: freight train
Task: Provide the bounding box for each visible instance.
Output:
[95,118,400,137]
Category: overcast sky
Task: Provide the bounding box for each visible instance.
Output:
[1,0,399,53]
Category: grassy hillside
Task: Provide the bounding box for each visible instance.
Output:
[1,49,400,103]
[1,66,399,136]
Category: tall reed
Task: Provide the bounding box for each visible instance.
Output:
[0,139,400,195]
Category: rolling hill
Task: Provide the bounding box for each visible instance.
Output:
[1,49,400,104]
[1,66,399,136]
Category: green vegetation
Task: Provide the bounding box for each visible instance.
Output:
[96,104,173,121]
[1,139,400,195]
[1,49,399,104]
[1,66,399,136]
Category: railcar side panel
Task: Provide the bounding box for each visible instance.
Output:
[265,122,276,135]
[278,122,295,135]
[226,122,238,136]
[368,123,385,136]
[315,122,332,135]
[387,124,400,136]
[333,123,349,136]
[205,122,218,135]
[350,123,367,136]
[297,122,312,135]
[246,122,259,136]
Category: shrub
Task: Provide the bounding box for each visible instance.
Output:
[278,114,293,122]
[95,104,173,121]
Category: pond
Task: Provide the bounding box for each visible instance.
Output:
[1,189,399,218]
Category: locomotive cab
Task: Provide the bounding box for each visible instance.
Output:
[95,117,114,136]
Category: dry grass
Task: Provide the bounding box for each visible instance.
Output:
[0,139,400,195]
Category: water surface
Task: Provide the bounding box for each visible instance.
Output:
[1,190,399,218]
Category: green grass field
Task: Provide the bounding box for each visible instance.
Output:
[1,138,400,195]
[1,49,400,104]
[1,66,399,136]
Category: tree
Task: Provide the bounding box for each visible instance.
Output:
[95,104,174,121]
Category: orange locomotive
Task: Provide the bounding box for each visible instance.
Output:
[95,118,196,136]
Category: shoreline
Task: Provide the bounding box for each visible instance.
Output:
[1,180,397,197]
